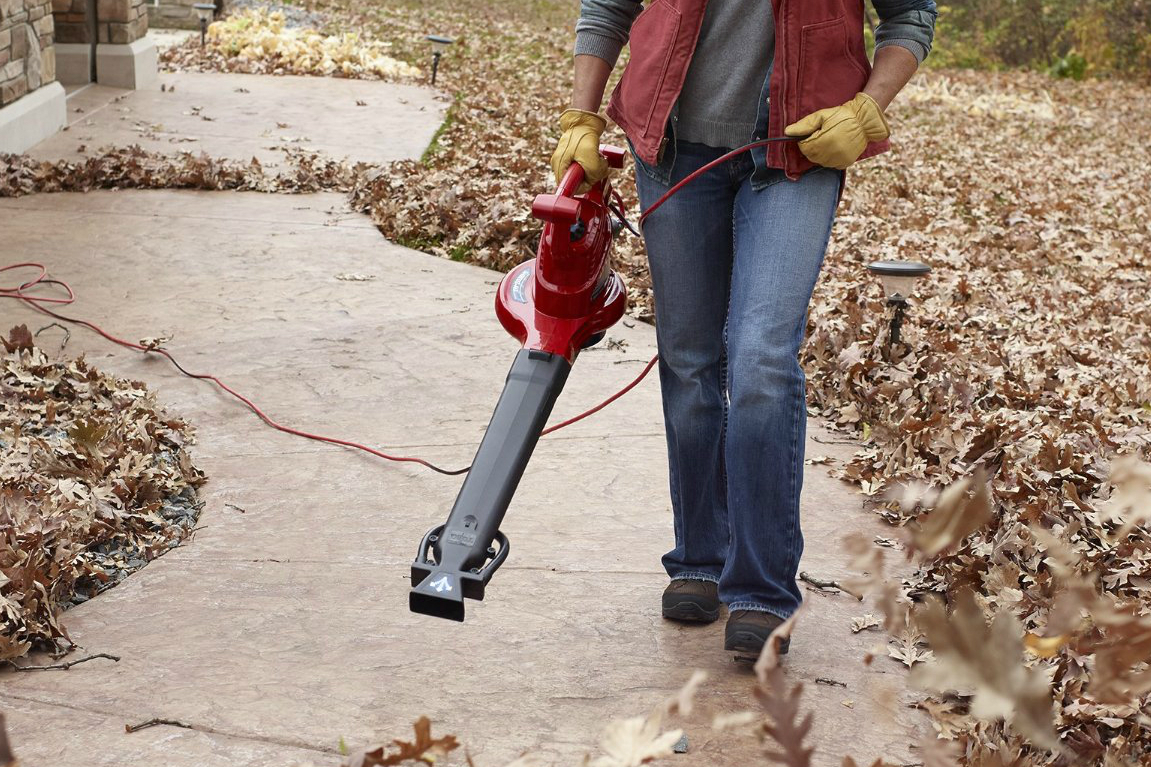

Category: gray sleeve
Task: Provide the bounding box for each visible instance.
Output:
[574,0,644,68]
[872,7,938,64]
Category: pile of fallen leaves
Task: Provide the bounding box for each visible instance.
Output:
[0,326,205,661]
[0,145,364,197]
[163,8,422,80]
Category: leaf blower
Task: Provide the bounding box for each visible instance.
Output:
[409,145,630,621]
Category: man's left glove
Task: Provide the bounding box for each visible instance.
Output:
[784,92,890,170]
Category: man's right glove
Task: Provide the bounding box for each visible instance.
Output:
[550,109,609,193]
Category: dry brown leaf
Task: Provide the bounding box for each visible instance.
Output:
[911,592,1058,750]
[909,471,993,558]
[754,675,814,767]
[842,532,885,600]
[591,713,683,767]
[1085,601,1151,705]
[664,669,707,717]
[2,326,33,354]
[343,716,458,767]
[918,698,970,740]
[754,610,801,684]
[842,535,907,634]
[1102,456,1151,539]
[888,625,934,668]
[711,711,759,731]
[1022,632,1069,659]
[919,735,961,767]
[746,608,814,767]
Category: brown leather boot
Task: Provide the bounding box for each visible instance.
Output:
[725,610,791,658]
[662,579,720,623]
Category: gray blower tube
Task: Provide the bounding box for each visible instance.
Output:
[410,348,572,621]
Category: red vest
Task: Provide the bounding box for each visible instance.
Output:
[606,0,889,179]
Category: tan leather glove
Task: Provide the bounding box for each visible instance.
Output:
[784,92,890,170]
[550,109,609,193]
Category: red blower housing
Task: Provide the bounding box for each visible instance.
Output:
[495,145,629,362]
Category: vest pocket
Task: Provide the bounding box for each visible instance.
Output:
[795,17,869,121]
[616,0,682,138]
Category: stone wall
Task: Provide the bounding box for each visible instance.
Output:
[56,0,146,45]
[52,0,90,44]
[0,0,57,107]
[97,0,146,44]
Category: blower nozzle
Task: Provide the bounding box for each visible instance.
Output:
[410,526,510,622]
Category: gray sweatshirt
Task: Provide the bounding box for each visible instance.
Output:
[575,0,938,149]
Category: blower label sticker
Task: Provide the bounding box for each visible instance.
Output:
[448,530,477,546]
[511,267,531,304]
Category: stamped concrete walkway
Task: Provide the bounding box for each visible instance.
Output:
[1,71,925,767]
[30,71,443,166]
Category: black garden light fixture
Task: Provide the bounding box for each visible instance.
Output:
[193,3,216,47]
[426,35,454,86]
[866,260,932,347]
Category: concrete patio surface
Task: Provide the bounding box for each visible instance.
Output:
[28,71,445,166]
[0,188,928,767]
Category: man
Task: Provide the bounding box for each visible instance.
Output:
[551,0,936,657]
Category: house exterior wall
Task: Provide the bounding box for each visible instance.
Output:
[0,0,57,107]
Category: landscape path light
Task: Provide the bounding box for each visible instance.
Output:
[193,3,216,48]
[426,35,454,86]
[866,260,932,347]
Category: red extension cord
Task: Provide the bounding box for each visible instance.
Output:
[0,261,657,476]
[1,138,795,475]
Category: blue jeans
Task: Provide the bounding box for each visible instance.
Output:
[635,141,842,619]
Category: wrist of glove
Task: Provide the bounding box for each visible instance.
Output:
[784,92,890,170]
[550,108,609,193]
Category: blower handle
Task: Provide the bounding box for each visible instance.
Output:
[534,146,627,225]
[558,146,626,197]
[556,161,586,199]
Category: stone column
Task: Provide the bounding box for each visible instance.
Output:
[0,0,66,152]
[52,0,94,83]
[94,0,155,88]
